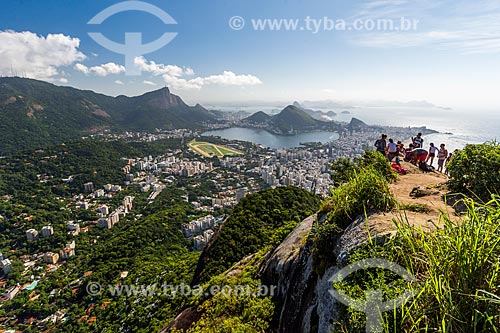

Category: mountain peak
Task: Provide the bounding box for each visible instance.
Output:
[348,117,368,130]
[279,104,309,116]
[136,86,186,109]
[245,111,271,123]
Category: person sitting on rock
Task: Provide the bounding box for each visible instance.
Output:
[387,138,399,162]
[404,144,415,162]
[410,148,428,165]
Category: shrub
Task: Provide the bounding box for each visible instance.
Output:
[184,283,274,333]
[314,168,396,271]
[357,149,397,183]
[180,252,275,333]
[321,167,396,228]
[329,157,358,187]
[329,149,397,187]
[447,141,500,201]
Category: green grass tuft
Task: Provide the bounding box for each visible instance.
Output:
[398,203,431,213]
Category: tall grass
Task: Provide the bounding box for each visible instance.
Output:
[315,167,396,274]
[335,197,500,332]
[320,167,396,229]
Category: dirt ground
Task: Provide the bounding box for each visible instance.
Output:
[368,161,455,233]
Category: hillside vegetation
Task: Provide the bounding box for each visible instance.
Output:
[0,77,218,153]
[192,186,321,284]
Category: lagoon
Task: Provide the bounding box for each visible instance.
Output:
[202,127,339,149]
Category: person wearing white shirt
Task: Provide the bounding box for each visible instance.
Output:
[387,138,399,162]
[426,143,438,166]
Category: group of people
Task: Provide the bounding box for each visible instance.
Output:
[374,132,453,173]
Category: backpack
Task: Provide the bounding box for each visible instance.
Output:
[391,163,407,175]
[418,161,432,172]
[374,139,383,150]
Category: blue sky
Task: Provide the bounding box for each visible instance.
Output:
[1,0,499,109]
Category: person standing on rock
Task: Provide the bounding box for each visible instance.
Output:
[412,132,424,148]
[426,143,438,166]
[437,143,448,173]
[444,151,454,175]
[374,134,387,156]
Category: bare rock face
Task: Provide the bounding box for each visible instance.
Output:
[259,214,393,333]
[259,215,318,333]
[159,307,201,333]
[410,185,439,198]
[259,215,316,297]
[1,96,17,105]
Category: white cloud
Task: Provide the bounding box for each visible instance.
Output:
[74,63,90,75]
[74,62,125,77]
[134,56,183,77]
[75,56,262,89]
[202,71,263,86]
[115,80,124,85]
[134,56,262,90]
[162,75,204,90]
[0,30,85,81]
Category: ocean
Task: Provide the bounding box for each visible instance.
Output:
[210,106,499,152]
[330,107,500,153]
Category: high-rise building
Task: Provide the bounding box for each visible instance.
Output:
[109,212,119,225]
[136,161,145,170]
[84,182,94,193]
[67,222,80,235]
[1,258,12,275]
[123,196,134,211]
[26,229,38,242]
[43,252,59,264]
[99,205,109,216]
[41,225,54,238]
[236,187,248,203]
[59,241,76,260]
[98,218,112,229]
[94,189,105,198]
